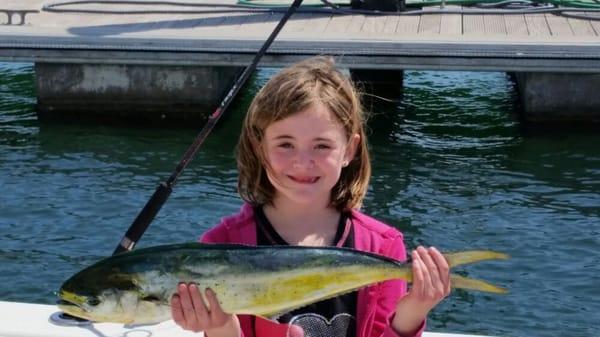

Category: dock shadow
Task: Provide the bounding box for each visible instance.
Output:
[67,13,294,37]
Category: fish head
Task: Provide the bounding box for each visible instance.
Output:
[57,262,169,324]
[57,287,128,322]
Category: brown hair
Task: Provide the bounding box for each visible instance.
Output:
[236,56,371,210]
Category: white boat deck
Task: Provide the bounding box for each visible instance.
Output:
[1,0,600,71]
[0,301,496,337]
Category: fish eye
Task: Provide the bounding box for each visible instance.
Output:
[87,297,100,306]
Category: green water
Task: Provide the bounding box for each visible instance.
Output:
[0,62,599,337]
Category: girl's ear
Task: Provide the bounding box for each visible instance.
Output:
[344,133,360,165]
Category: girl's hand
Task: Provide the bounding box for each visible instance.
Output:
[171,283,240,336]
[392,246,451,335]
[406,246,451,311]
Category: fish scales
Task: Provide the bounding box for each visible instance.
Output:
[128,245,405,316]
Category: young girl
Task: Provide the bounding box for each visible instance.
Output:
[171,56,450,337]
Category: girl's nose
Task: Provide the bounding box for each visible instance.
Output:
[292,151,315,168]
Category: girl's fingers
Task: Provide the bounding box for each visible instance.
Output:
[416,247,434,293]
[408,247,451,312]
[411,250,424,297]
[178,283,199,329]
[173,284,233,333]
[189,283,210,326]
[418,246,442,294]
[429,247,451,294]
[171,294,185,326]
[205,288,228,324]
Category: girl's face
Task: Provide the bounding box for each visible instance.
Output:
[263,103,359,208]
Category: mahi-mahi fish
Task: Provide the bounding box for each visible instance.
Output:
[57,243,508,324]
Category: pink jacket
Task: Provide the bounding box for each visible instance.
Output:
[200,203,425,337]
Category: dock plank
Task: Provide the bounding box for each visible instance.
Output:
[241,12,276,34]
[326,14,353,33]
[568,16,597,36]
[463,15,485,35]
[303,13,332,33]
[281,13,314,34]
[346,15,366,34]
[545,13,573,36]
[589,12,600,35]
[362,15,386,33]
[217,12,251,31]
[182,14,231,33]
[396,15,420,34]
[525,14,550,36]
[382,15,400,34]
[419,14,442,34]
[484,14,507,35]
[440,8,462,35]
[504,14,529,35]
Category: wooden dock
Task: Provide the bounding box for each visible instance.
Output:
[2,0,600,72]
[2,0,600,124]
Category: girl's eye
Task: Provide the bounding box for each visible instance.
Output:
[278,143,293,149]
[316,144,331,150]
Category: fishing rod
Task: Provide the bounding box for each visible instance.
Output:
[112,0,304,255]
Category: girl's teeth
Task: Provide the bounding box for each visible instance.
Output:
[294,177,317,183]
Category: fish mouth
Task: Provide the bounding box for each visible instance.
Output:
[57,298,84,312]
[56,300,91,321]
[56,299,77,307]
[56,291,90,320]
[57,290,86,307]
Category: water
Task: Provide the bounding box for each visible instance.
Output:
[1,62,599,337]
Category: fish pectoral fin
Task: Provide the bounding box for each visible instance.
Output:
[450,273,508,294]
[138,290,169,305]
[107,273,138,290]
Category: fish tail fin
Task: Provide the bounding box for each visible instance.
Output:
[444,250,509,268]
[450,273,508,294]
[441,251,509,294]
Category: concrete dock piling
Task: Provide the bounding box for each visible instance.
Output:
[35,63,242,124]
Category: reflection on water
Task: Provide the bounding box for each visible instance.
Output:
[1,64,599,337]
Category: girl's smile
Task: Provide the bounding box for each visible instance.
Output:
[288,175,319,184]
